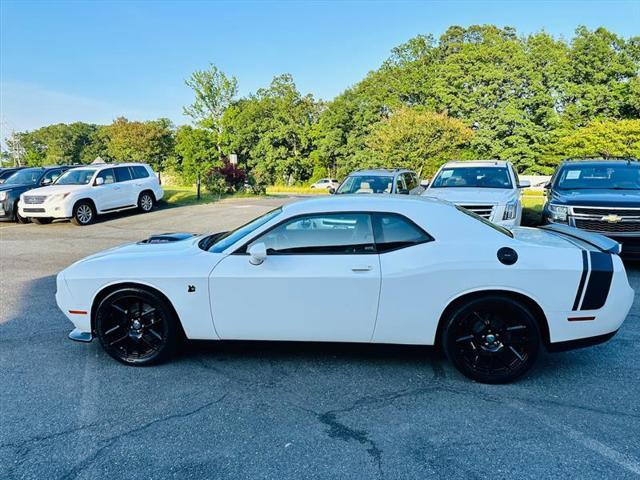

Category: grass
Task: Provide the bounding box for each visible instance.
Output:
[161,185,256,207]
[266,185,328,195]
[522,190,545,226]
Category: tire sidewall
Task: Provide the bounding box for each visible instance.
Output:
[72,201,95,226]
[138,192,154,212]
[95,288,178,366]
[442,295,541,384]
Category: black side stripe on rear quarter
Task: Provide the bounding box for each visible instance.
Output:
[572,250,589,311]
[580,251,614,311]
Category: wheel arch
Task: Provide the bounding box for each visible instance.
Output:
[434,289,551,350]
[139,189,157,202]
[90,281,183,335]
[73,197,97,213]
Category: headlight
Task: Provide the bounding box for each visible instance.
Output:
[0,191,6,201]
[47,193,70,203]
[503,201,518,220]
[549,203,569,222]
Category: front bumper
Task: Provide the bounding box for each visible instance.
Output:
[56,272,92,337]
[19,201,72,218]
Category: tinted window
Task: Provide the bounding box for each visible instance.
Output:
[132,166,150,179]
[4,168,42,185]
[555,164,640,190]
[404,174,418,191]
[395,175,407,193]
[115,167,133,182]
[372,213,432,252]
[432,167,513,189]
[42,169,63,184]
[96,168,115,184]
[249,213,375,254]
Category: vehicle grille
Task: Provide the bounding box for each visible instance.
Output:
[573,219,640,234]
[22,207,45,213]
[458,204,494,219]
[23,195,46,204]
[572,207,640,217]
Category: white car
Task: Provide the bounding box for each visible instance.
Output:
[20,163,163,226]
[310,178,339,190]
[55,195,633,383]
[423,160,530,228]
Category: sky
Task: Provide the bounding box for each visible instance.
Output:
[1,0,638,140]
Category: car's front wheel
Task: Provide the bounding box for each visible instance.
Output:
[138,192,155,213]
[14,205,29,224]
[442,295,541,384]
[71,201,95,226]
[95,288,179,365]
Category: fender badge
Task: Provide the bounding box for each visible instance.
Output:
[602,214,622,223]
[188,285,196,293]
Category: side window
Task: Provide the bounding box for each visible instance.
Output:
[96,168,115,184]
[248,213,375,254]
[511,165,521,187]
[372,213,432,253]
[43,169,62,184]
[114,166,133,182]
[395,175,407,193]
[405,173,418,191]
[133,166,150,179]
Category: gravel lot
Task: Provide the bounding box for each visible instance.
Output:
[1,197,639,480]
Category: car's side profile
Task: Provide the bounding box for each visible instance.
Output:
[310,178,339,189]
[334,169,423,195]
[56,196,633,383]
[19,162,163,226]
[423,160,530,228]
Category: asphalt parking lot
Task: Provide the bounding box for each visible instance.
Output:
[1,196,639,480]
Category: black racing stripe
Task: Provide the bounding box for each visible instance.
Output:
[572,250,589,311]
[581,251,614,311]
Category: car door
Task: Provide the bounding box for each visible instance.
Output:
[93,168,120,211]
[113,166,137,208]
[209,212,381,342]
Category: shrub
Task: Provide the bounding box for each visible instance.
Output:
[203,160,247,194]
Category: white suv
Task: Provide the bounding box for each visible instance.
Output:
[19,163,163,226]
[423,160,530,228]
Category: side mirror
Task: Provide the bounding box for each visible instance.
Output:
[328,187,336,194]
[41,178,52,186]
[420,179,430,188]
[518,180,531,189]
[94,177,105,186]
[248,242,267,265]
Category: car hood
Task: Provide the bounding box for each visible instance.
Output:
[550,189,640,207]
[0,183,32,193]
[424,187,517,204]
[24,184,89,196]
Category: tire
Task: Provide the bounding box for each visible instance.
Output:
[442,295,541,384]
[31,217,53,225]
[138,191,155,213]
[71,201,95,226]
[14,205,29,224]
[95,288,179,366]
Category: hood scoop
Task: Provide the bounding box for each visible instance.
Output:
[138,233,196,244]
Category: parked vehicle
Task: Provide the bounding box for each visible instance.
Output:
[310,178,339,190]
[423,160,530,228]
[333,168,423,195]
[543,158,640,258]
[0,167,26,184]
[20,163,163,226]
[0,166,70,223]
[56,195,632,383]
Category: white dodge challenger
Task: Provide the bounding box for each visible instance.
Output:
[56,195,634,383]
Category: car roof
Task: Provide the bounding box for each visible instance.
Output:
[281,193,448,216]
[441,160,509,168]
[348,168,413,176]
[559,159,638,167]
[70,162,149,170]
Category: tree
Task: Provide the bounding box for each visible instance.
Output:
[174,125,220,184]
[184,64,238,136]
[557,119,640,159]
[363,108,473,176]
[16,122,99,166]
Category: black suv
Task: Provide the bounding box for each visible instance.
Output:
[543,159,640,257]
[0,166,71,223]
[0,167,26,184]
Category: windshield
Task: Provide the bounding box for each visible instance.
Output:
[456,205,514,238]
[205,207,282,253]
[555,164,640,190]
[55,169,97,185]
[337,175,394,194]
[3,168,42,185]
[0,170,18,182]
[432,167,512,189]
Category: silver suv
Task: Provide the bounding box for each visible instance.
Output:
[333,169,423,195]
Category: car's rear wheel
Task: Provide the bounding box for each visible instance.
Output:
[138,192,155,213]
[71,201,95,226]
[442,295,540,384]
[95,288,179,366]
[31,217,53,225]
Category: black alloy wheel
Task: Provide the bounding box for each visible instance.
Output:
[95,288,179,365]
[138,192,154,212]
[443,296,540,384]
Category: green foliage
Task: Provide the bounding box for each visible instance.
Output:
[174,125,220,184]
[557,119,640,159]
[184,64,238,132]
[18,122,100,166]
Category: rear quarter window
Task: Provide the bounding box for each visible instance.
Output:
[132,166,150,179]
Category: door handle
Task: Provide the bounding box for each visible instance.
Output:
[352,266,373,272]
